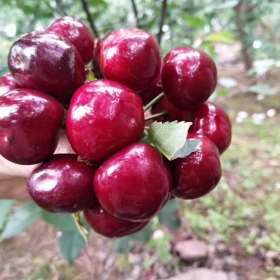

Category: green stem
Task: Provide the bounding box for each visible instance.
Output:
[72,213,89,243]
[145,111,167,121]
[144,92,164,112]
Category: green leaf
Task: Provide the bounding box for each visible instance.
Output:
[183,15,206,28]
[113,237,131,253]
[205,31,234,44]
[58,231,86,264]
[128,223,153,242]
[146,121,199,161]
[113,224,153,253]
[158,200,181,230]
[0,203,41,241]
[0,200,15,231]
[41,210,76,231]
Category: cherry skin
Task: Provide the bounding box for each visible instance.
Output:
[161,47,217,109]
[8,32,85,103]
[84,205,148,238]
[152,95,194,122]
[0,89,64,165]
[172,134,222,199]
[190,102,232,154]
[0,73,19,95]
[99,28,161,93]
[27,154,97,212]
[138,74,162,105]
[47,16,95,64]
[94,143,170,222]
[67,80,145,162]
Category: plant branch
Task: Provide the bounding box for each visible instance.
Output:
[144,92,164,112]
[80,0,100,38]
[130,0,141,28]
[157,0,168,45]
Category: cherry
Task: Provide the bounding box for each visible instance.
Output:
[0,89,64,165]
[67,80,144,162]
[8,32,85,103]
[94,143,170,222]
[172,134,221,199]
[138,74,162,105]
[27,154,97,212]
[84,204,148,238]
[99,28,161,93]
[47,16,95,64]
[0,73,19,95]
[190,102,231,153]
[161,47,217,109]
[152,95,194,122]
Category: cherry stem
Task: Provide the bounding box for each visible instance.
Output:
[72,213,89,243]
[145,111,167,121]
[144,92,164,112]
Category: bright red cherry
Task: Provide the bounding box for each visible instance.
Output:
[8,32,86,103]
[27,154,97,212]
[152,95,194,122]
[0,89,64,165]
[94,143,170,221]
[190,102,231,153]
[67,80,145,162]
[0,73,19,95]
[172,134,221,199]
[99,28,161,93]
[84,205,148,238]
[161,47,217,109]
[47,16,95,64]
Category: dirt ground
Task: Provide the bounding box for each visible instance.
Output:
[1,44,280,280]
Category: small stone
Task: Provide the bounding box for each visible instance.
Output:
[173,239,208,262]
[166,268,234,280]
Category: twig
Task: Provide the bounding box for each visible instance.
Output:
[80,0,100,38]
[144,92,164,112]
[130,0,141,28]
[157,0,168,45]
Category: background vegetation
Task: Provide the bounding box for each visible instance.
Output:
[0,0,280,279]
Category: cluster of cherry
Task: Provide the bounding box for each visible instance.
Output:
[0,16,231,238]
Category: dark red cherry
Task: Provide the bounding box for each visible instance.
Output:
[161,47,217,109]
[152,95,194,122]
[172,134,221,199]
[0,73,19,95]
[27,154,97,212]
[138,75,162,105]
[99,28,161,93]
[190,102,231,153]
[8,32,86,103]
[47,16,95,64]
[0,89,64,165]
[84,205,148,238]
[94,143,170,221]
[67,80,144,162]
